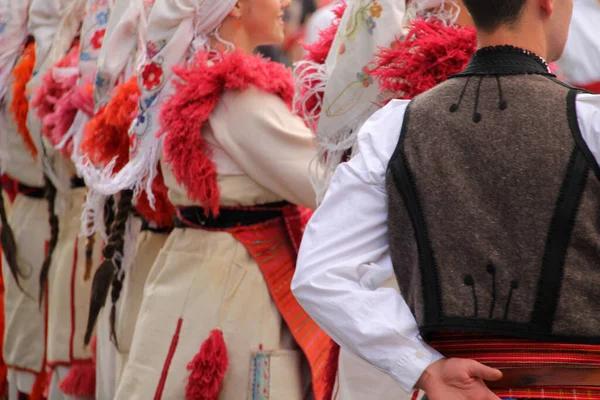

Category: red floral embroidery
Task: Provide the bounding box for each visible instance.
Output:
[141,62,163,90]
[90,29,106,49]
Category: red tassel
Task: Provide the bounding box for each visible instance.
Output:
[58,362,96,397]
[9,43,37,158]
[369,19,477,100]
[29,369,48,400]
[185,330,229,400]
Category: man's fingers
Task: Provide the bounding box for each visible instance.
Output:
[467,360,503,381]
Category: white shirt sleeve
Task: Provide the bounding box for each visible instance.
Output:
[292,99,443,394]
[577,94,600,161]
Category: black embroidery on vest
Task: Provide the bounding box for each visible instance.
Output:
[504,280,519,320]
[463,274,477,317]
[487,264,496,318]
[472,77,484,123]
[531,145,589,332]
[449,76,471,113]
[389,103,443,325]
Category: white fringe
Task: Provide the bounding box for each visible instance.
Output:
[293,60,329,132]
[80,131,162,210]
[404,0,460,26]
[80,188,108,243]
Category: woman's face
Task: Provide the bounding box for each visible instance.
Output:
[240,0,292,47]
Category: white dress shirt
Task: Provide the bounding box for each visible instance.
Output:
[292,93,600,394]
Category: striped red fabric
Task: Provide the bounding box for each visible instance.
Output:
[428,332,600,399]
[231,216,337,400]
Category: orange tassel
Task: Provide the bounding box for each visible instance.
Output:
[9,43,38,158]
[81,77,140,172]
[185,330,229,400]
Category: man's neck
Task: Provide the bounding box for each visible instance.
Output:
[477,27,549,61]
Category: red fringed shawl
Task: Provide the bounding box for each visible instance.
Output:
[159,51,295,216]
[302,1,346,65]
[369,19,477,100]
[81,77,175,228]
[30,42,80,148]
[81,77,140,172]
[294,1,347,126]
[9,43,37,158]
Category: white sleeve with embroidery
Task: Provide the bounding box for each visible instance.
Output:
[292,99,444,394]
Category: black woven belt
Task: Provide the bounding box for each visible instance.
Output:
[174,202,288,229]
[17,182,45,199]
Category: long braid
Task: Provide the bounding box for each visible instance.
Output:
[39,175,59,306]
[84,189,133,346]
[0,180,25,292]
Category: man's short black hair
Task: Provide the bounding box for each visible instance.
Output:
[462,0,528,32]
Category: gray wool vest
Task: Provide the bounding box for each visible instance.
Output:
[386,49,600,343]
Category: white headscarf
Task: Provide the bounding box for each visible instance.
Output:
[0,0,32,173]
[88,0,237,205]
[94,0,154,109]
[295,0,407,203]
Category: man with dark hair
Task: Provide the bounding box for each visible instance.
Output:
[292,0,600,399]
[463,0,527,31]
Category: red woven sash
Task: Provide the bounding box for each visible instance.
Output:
[429,332,600,399]
[229,214,336,400]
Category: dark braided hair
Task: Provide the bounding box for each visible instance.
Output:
[38,175,59,306]
[0,180,25,292]
[84,189,133,347]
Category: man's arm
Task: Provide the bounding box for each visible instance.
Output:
[292,100,443,393]
[292,99,503,399]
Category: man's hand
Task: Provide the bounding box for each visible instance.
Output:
[416,358,503,400]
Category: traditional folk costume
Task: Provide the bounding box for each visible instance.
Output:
[556,0,600,93]
[27,0,106,397]
[96,1,338,399]
[0,1,51,398]
[294,41,600,400]
[77,0,175,398]
[295,1,476,399]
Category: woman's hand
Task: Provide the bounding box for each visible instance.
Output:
[417,358,503,400]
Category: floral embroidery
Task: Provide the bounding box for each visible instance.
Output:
[146,40,166,60]
[80,52,92,61]
[141,63,163,91]
[95,73,105,88]
[345,0,384,38]
[91,29,106,49]
[369,2,383,18]
[366,17,377,34]
[96,11,108,25]
[0,22,6,34]
[356,66,373,87]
